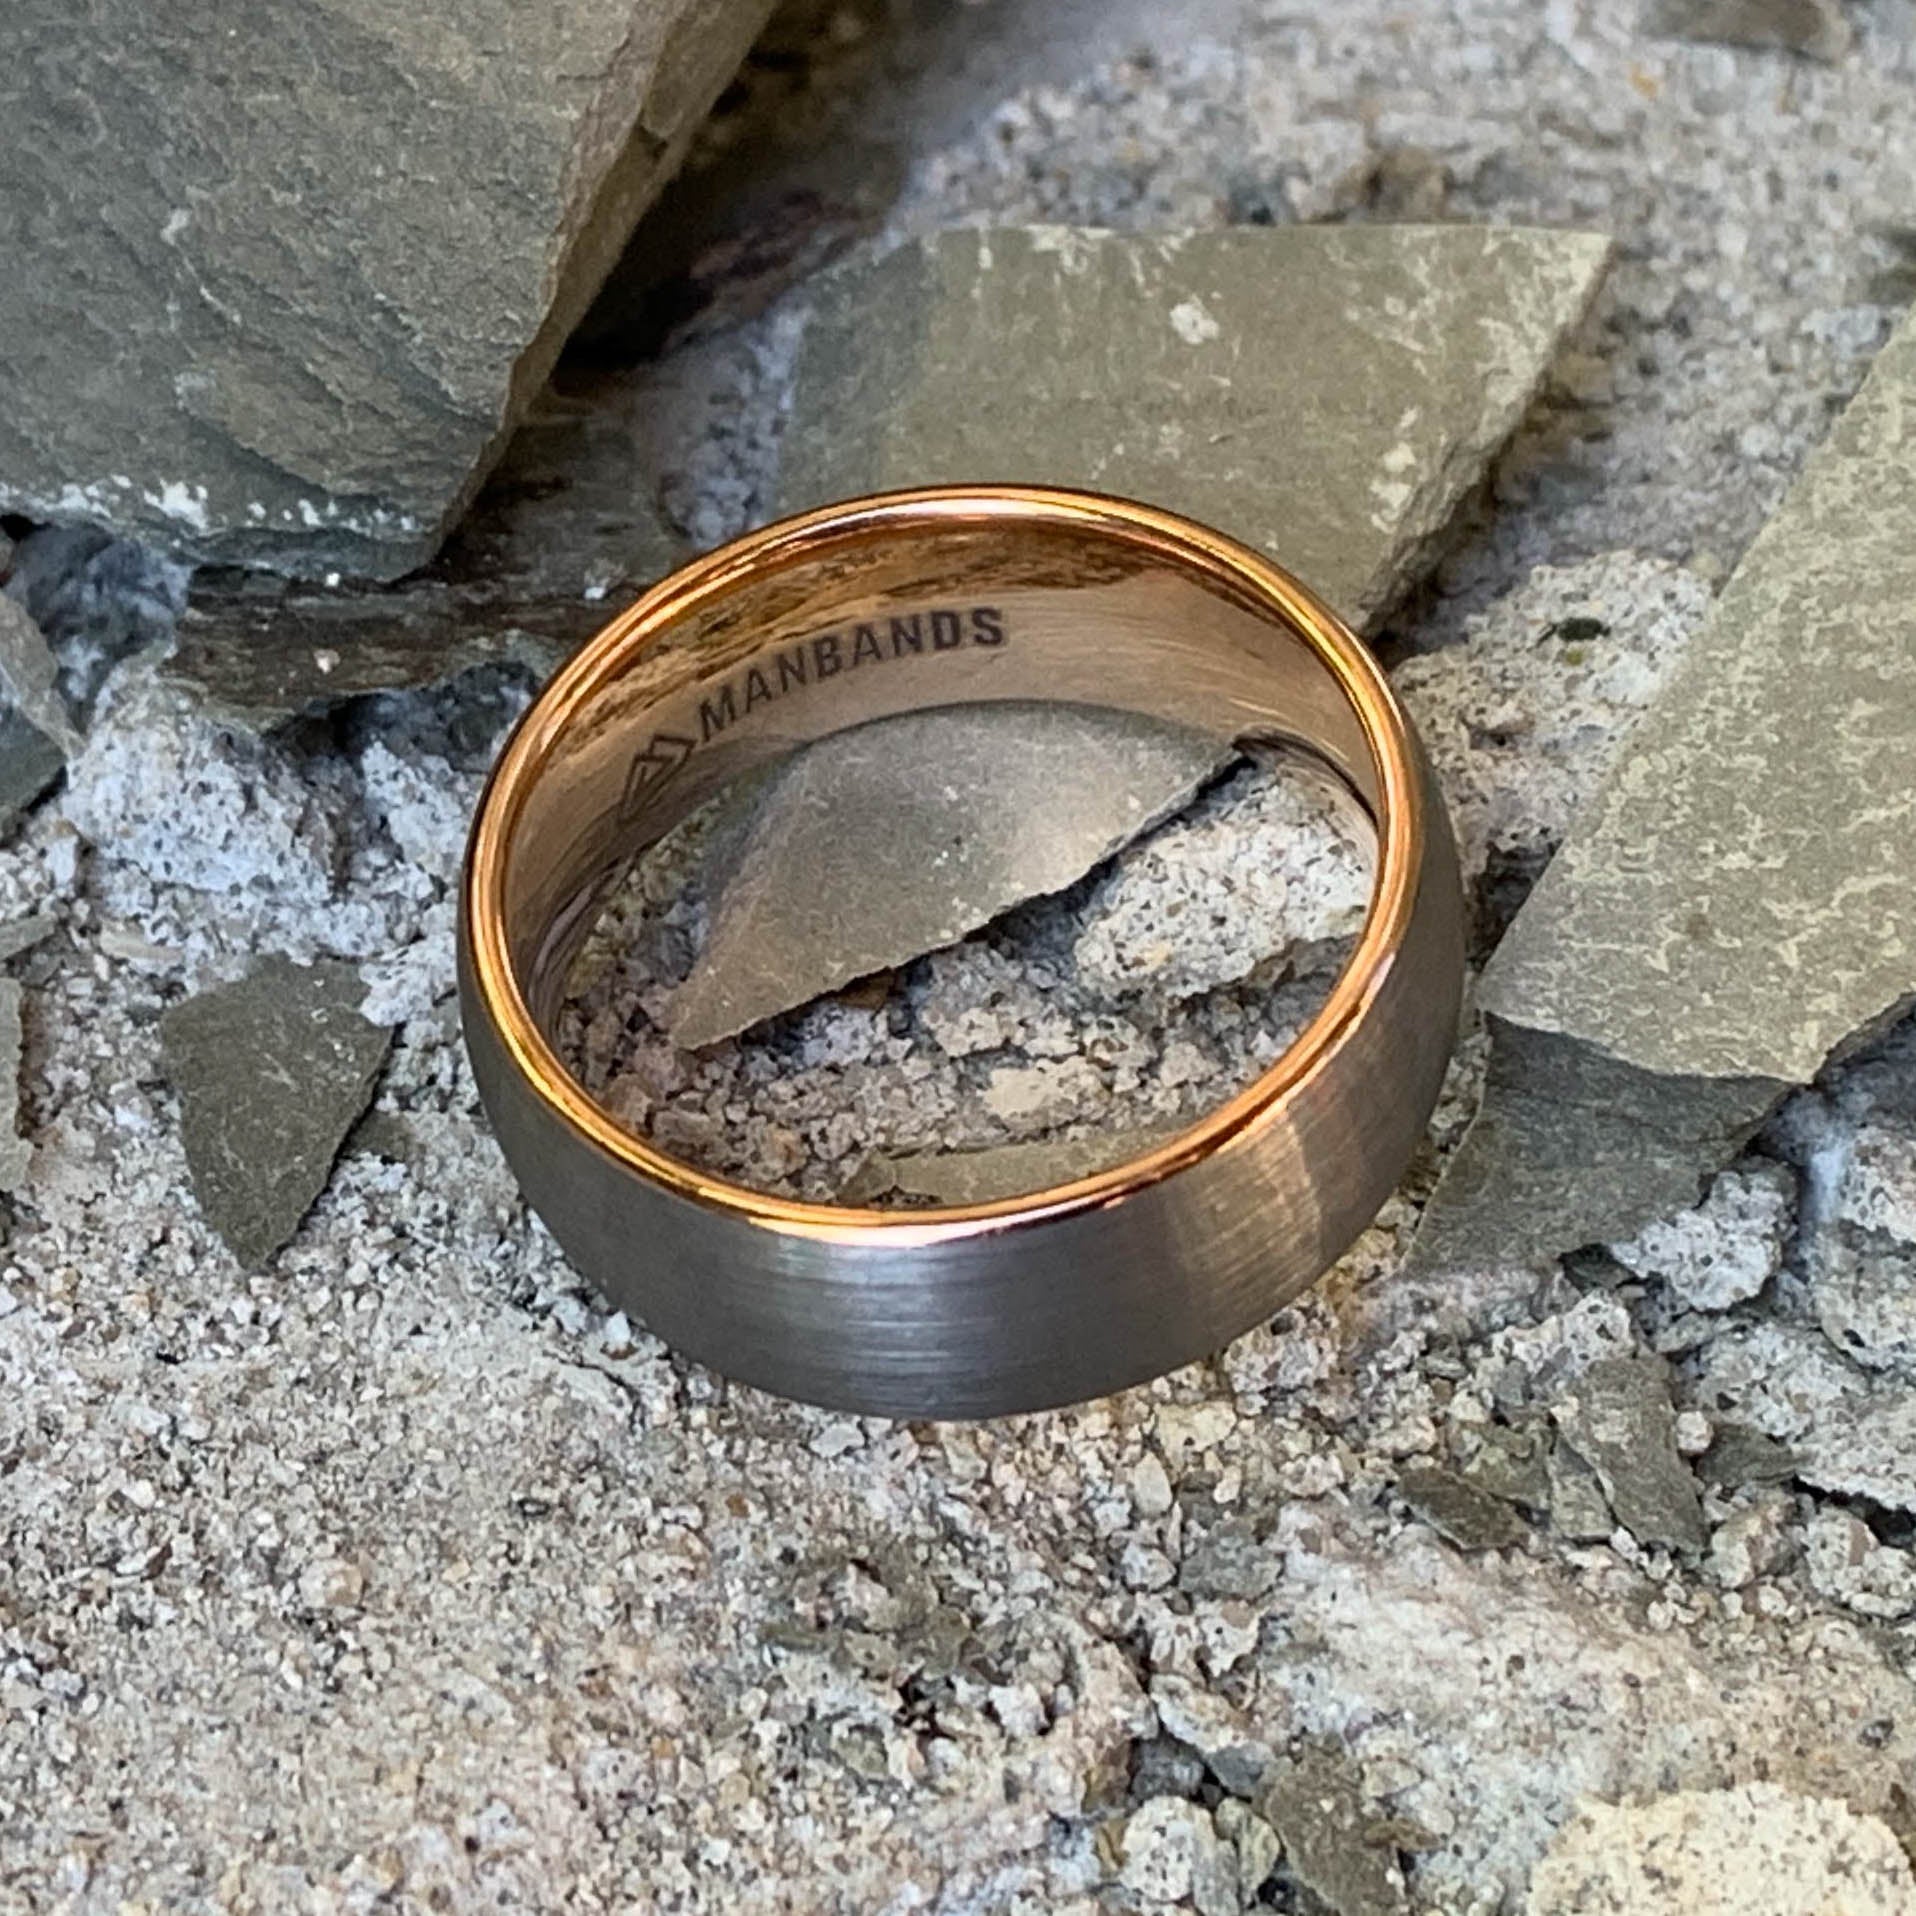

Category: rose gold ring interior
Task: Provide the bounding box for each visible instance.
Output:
[458,485,1464,1417]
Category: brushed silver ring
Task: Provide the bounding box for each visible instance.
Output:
[458,486,1464,1417]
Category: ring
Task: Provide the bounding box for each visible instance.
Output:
[458,486,1464,1417]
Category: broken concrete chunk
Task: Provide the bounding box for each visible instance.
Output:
[679,224,1608,1043]
[161,957,392,1267]
[0,979,29,1192]
[1525,1784,1914,1916]
[1119,1796,1237,1914]
[664,705,1224,1048]
[1644,0,1853,62]
[1392,552,1714,899]
[1697,1322,1916,1512]
[1411,1020,1778,1276]
[780,225,1613,629]
[0,593,81,832]
[1261,1745,1408,1916]
[1551,1357,1705,1554]
[1415,306,1916,1273]
[839,1126,1182,1207]
[1398,1466,1528,1552]
[0,0,775,577]
[1071,754,1373,1005]
[1608,1163,1795,1312]
[168,380,686,727]
[1802,1509,1916,1622]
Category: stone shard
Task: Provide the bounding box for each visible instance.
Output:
[0,0,775,579]
[0,594,79,831]
[167,378,686,727]
[0,916,56,965]
[0,979,29,1192]
[0,713,66,835]
[161,957,393,1269]
[1644,0,1853,62]
[1695,1423,1799,1490]
[1412,1020,1780,1276]
[663,705,1225,1048]
[1414,307,1916,1274]
[1525,1784,1914,1916]
[1397,1466,1529,1552]
[1261,1745,1409,1916]
[674,223,1609,1045]
[1551,1357,1705,1554]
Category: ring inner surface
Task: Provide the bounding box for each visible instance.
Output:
[496,516,1386,1037]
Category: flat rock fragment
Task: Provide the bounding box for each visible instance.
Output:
[1525,1784,1914,1916]
[1644,0,1853,61]
[1261,1746,1409,1916]
[1696,1322,1916,1512]
[779,225,1613,627]
[161,958,393,1268]
[0,0,776,577]
[664,705,1224,1048]
[0,595,80,830]
[0,979,29,1192]
[1398,1466,1528,1551]
[1550,1357,1705,1553]
[681,224,1610,1043]
[168,382,686,728]
[1414,307,1916,1273]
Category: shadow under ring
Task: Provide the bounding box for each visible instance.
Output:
[458,485,1465,1417]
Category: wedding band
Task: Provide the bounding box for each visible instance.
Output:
[459,486,1464,1417]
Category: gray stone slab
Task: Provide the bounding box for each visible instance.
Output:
[1645,0,1853,61]
[664,706,1226,1048]
[0,916,57,966]
[168,379,685,727]
[674,224,1609,1046]
[1551,1357,1706,1555]
[0,0,774,579]
[1414,307,1916,1274]
[161,957,392,1268]
[1411,1020,1781,1275]
[0,979,28,1192]
[779,225,1612,631]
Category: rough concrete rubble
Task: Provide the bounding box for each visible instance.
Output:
[5,0,1916,1909]
[0,0,775,577]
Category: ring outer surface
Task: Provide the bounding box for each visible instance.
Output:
[459,487,1466,1418]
